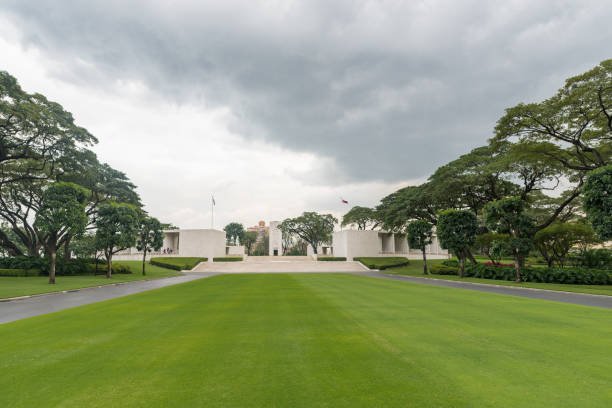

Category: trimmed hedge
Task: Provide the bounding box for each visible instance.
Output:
[150,257,207,270]
[0,268,41,277]
[466,264,612,285]
[318,257,347,261]
[354,257,409,270]
[429,264,459,275]
[0,256,114,276]
[213,257,243,262]
[88,263,132,275]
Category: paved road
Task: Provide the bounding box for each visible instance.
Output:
[0,273,217,324]
[354,272,612,309]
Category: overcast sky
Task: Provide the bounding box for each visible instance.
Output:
[0,0,610,229]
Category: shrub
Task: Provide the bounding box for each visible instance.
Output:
[465,264,612,285]
[580,249,612,269]
[354,257,409,270]
[441,259,473,268]
[150,257,207,270]
[213,257,243,262]
[429,264,459,275]
[87,263,132,275]
[318,257,347,261]
[0,256,107,276]
[0,268,41,277]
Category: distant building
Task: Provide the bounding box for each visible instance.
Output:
[247,220,269,244]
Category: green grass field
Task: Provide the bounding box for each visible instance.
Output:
[389,259,612,296]
[0,261,180,299]
[1,273,610,407]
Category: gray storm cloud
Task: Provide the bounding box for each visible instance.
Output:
[2,0,611,182]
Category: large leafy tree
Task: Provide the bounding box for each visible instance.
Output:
[95,203,139,278]
[341,206,381,230]
[0,71,97,187]
[583,164,612,240]
[34,183,89,284]
[484,198,536,282]
[280,212,337,255]
[534,222,598,267]
[378,184,441,231]
[137,216,164,275]
[437,210,478,277]
[223,222,245,245]
[406,220,433,275]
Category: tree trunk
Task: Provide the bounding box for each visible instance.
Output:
[466,249,478,265]
[422,248,428,275]
[460,257,465,278]
[106,251,113,279]
[513,250,521,282]
[48,246,57,284]
[64,235,72,260]
[142,249,147,275]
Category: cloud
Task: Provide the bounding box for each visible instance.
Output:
[1,0,610,226]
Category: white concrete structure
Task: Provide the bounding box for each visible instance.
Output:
[226,245,246,257]
[114,229,226,261]
[332,229,448,261]
[269,221,282,256]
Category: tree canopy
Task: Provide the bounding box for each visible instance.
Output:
[437,210,478,277]
[341,206,380,230]
[280,212,337,255]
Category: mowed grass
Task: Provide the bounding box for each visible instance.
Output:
[0,261,180,299]
[1,274,611,407]
[389,259,612,296]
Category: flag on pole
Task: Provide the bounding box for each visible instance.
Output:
[212,195,216,206]
[341,198,348,204]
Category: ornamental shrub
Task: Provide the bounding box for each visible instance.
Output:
[317,257,347,261]
[213,257,243,262]
[429,264,459,275]
[0,268,41,277]
[465,264,612,285]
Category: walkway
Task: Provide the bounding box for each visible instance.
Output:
[0,273,217,324]
[355,272,612,309]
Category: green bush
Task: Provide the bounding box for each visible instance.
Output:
[150,257,207,270]
[465,264,612,285]
[213,257,243,262]
[441,259,474,268]
[429,264,459,275]
[87,263,132,275]
[354,257,409,270]
[0,268,41,277]
[579,249,612,269]
[0,256,108,276]
[318,257,347,261]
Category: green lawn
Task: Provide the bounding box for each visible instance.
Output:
[1,273,611,407]
[0,261,180,299]
[388,259,612,296]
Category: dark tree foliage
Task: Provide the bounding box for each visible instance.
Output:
[406,220,433,275]
[583,164,612,240]
[437,210,478,277]
[341,206,380,230]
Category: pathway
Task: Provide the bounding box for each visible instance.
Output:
[0,273,217,324]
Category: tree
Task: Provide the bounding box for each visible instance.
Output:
[277,222,295,255]
[280,212,337,256]
[437,210,478,277]
[475,232,509,265]
[34,183,88,284]
[223,222,245,245]
[136,216,164,275]
[0,71,97,187]
[583,164,612,240]
[534,222,598,267]
[493,59,612,173]
[95,203,139,278]
[241,231,257,256]
[484,198,536,282]
[406,220,433,275]
[341,206,381,230]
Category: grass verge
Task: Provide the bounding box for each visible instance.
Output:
[149,257,207,270]
[355,257,409,269]
[1,273,610,407]
[0,261,180,299]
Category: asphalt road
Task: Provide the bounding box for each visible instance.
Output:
[355,272,612,309]
[0,273,218,324]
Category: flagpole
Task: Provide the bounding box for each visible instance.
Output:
[211,195,214,229]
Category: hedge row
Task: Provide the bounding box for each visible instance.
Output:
[150,257,207,270]
[318,257,347,261]
[0,268,41,277]
[213,257,243,262]
[354,257,409,270]
[430,263,612,285]
[0,256,102,275]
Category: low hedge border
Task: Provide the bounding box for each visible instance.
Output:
[213,257,243,262]
[318,257,347,261]
[150,257,207,271]
[354,257,410,270]
[0,268,42,277]
[430,263,612,285]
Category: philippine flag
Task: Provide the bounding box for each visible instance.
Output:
[212,195,216,206]
[341,198,348,204]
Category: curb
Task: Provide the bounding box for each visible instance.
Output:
[0,273,186,303]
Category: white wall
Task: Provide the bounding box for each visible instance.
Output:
[178,229,226,260]
[269,221,282,256]
[227,245,245,256]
